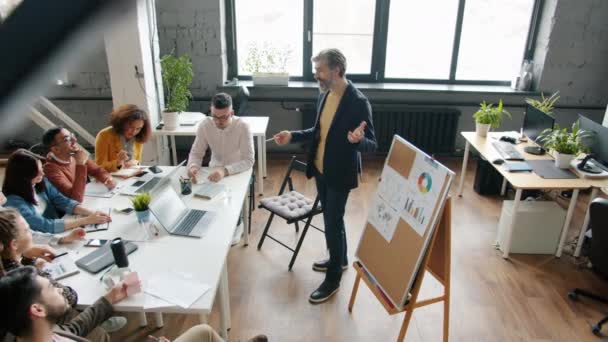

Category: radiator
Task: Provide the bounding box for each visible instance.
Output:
[372,105,461,155]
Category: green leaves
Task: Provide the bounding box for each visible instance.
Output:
[130,192,151,211]
[538,121,590,155]
[472,99,511,128]
[526,91,560,115]
[244,42,292,73]
[161,52,194,113]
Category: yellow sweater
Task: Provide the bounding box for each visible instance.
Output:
[314,90,343,173]
[95,126,144,172]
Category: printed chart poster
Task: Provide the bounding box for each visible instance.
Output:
[372,165,408,242]
[399,153,448,236]
[367,194,400,242]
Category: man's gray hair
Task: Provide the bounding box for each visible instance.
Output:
[312,48,347,77]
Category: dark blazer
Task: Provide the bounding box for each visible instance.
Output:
[291,80,377,190]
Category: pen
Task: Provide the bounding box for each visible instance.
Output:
[148,335,159,341]
[265,137,274,142]
[52,252,68,260]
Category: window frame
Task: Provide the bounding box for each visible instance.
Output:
[226,0,543,86]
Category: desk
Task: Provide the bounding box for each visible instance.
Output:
[61,166,252,339]
[457,132,591,259]
[153,112,269,194]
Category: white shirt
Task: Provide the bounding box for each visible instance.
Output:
[34,192,48,216]
[187,116,255,175]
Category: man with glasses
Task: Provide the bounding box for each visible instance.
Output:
[187,93,254,245]
[42,127,116,202]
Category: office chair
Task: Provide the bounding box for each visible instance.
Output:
[257,156,323,270]
[234,85,249,116]
[568,198,608,336]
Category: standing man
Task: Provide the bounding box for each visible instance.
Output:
[274,48,376,304]
[42,127,116,202]
[187,93,255,244]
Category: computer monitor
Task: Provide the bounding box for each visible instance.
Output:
[578,114,608,168]
[522,105,555,143]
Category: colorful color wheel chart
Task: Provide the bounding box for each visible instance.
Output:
[417,172,432,193]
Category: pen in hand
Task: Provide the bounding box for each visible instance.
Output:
[52,252,68,260]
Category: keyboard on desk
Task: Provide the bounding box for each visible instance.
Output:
[173,210,206,235]
[492,141,525,161]
[136,177,161,193]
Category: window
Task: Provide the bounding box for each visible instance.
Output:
[227,0,541,84]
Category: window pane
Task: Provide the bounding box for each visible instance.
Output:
[385,0,459,79]
[456,0,534,80]
[235,0,303,76]
[313,0,375,74]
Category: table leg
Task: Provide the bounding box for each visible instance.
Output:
[138,311,147,327]
[500,178,508,196]
[242,195,249,246]
[501,188,522,259]
[199,313,208,324]
[574,188,598,257]
[154,312,164,328]
[556,189,580,258]
[257,135,264,195]
[262,134,267,178]
[217,263,231,339]
[458,141,470,197]
[170,135,177,166]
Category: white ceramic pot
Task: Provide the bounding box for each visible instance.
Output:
[475,122,491,137]
[252,72,289,86]
[554,152,575,169]
[162,111,179,130]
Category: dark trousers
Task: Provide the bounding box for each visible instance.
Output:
[315,172,350,284]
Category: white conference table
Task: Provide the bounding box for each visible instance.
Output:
[59,166,252,339]
[153,112,269,195]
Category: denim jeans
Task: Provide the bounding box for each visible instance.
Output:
[315,172,350,284]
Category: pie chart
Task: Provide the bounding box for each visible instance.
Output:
[417,172,432,193]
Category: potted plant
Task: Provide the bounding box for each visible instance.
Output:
[472,99,511,137]
[538,121,590,169]
[244,42,291,86]
[160,52,194,130]
[526,91,560,115]
[131,192,152,223]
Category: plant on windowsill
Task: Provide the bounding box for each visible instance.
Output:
[525,91,560,115]
[160,51,194,130]
[472,99,511,137]
[131,192,152,223]
[244,42,292,86]
[538,121,590,169]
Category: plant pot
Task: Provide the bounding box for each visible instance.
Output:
[554,152,575,169]
[252,72,289,86]
[162,111,179,130]
[135,209,151,223]
[476,122,491,137]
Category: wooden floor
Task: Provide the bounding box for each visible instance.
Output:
[8,157,608,341]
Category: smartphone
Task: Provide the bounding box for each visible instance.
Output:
[149,165,162,174]
[85,239,109,247]
[115,207,134,214]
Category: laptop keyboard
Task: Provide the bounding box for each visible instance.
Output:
[492,141,524,160]
[136,177,161,193]
[174,210,206,235]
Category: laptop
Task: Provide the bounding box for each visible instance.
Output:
[149,185,215,238]
[119,160,185,196]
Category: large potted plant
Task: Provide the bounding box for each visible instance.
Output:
[472,99,511,137]
[538,121,589,169]
[525,91,560,116]
[131,192,152,224]
[244,42,291,86]
[160,52,194,130]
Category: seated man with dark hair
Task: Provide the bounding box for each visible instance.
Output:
[42,127,116,202]
[0,266,133,342]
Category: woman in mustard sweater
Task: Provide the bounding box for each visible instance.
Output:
[95,104,152,172]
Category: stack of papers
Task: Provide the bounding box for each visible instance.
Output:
[145,273,210,308]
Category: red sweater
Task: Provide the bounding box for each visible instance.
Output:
[44,156,112,202]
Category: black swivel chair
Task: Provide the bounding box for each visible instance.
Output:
[234,85,250,116]
[568,198,608,336]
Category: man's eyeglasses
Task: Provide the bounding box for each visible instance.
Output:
[212,115,231,123]
[55,133,76,145]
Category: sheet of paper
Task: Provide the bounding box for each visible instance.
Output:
[399,154,448,236]
[367,195,400,242]
[376,165,408,211]
[145,273,210,308]
[85,182,116,198]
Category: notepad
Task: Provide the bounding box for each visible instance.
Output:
[193,182,226,199]
[111,166,146,179]
[43,255,80,280]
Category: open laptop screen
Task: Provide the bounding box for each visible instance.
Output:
[149,186,188,230]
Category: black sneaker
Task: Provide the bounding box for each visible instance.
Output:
[309,280,340,304]
[312,258,348,272]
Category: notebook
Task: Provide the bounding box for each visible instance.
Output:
[111,166,146,179]
[504,161,532,172]
[43,255,80,280]
[193,182,227,200]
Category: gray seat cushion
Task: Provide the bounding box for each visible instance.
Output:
[260,191,315,220]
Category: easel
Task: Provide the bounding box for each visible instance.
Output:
[348,197,452,342]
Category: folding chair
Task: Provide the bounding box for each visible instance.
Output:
[257,156,323,270]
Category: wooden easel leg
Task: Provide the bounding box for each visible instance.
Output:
[348,272,362,313]
[397,309,414,342]
[443,296,450,342]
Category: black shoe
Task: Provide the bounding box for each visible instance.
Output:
[309,280,340,304]
[312,258,348,272]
